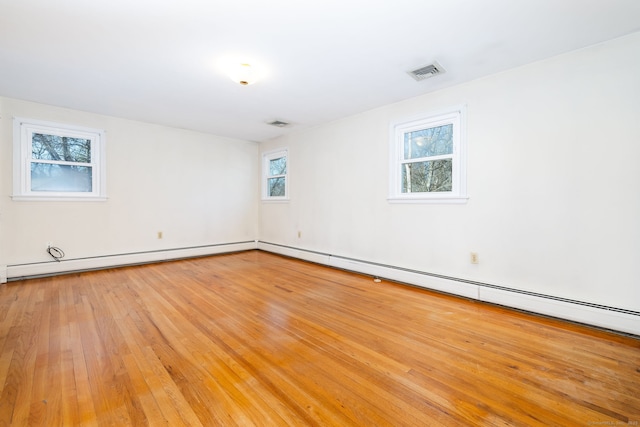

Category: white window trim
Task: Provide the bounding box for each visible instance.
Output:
[388,105,468,204]
[261,148,289,202]
[13,117,107,201]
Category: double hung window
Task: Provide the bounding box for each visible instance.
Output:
[389,106,467,203]
[13,118,106,200]
[262,148,288,200]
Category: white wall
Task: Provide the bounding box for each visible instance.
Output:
[259,32,640,313]
[0,97,258,276]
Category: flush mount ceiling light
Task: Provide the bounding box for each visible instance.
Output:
[229,63,257,86]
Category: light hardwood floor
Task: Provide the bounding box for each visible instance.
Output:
[0,250,638,426]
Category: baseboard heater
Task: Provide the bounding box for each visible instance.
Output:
[257,241,640,336]
[3,240,258,282]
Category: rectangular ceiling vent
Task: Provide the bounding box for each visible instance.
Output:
[267,120,290,128]
[407,62,445,82]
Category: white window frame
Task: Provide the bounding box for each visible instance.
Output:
[261,148,289,201]
[13,117,107,201]
[388,105,468,204]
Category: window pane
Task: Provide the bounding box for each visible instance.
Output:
[268,177,285,197]
[269,157,286,176]
[32,133,91,163]
[401,159,452,193]
[30,163,92,192]
[404,124,453,160]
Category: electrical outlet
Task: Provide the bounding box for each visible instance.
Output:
[157,231,163,239]
[470,252,479,264]
[297,231,301,238]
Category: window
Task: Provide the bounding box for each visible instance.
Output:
[13,117,106,201]
[262,148,288,201]
[389,105,467,203]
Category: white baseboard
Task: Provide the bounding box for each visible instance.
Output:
[258,242,331,265]
[0,265,6,284]
[328,256,480,300]
[478,287,640,336]
[258,242,640,336]
[6,241,258,281]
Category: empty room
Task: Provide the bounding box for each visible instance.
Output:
[1,0,639,425]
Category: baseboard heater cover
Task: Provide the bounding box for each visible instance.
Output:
[5,241,258,281]
[478,287,640,336]
[257,241,640,336]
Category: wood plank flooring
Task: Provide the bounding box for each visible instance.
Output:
[0,250,638,426]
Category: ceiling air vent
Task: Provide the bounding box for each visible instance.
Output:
[407,62,445,82]
[267,120,290,128]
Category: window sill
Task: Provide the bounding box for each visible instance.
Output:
[12,195,108,202]
[387,195,469,204]
[261,198,290,203]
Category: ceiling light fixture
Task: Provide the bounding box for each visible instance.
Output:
[229,63,257,86]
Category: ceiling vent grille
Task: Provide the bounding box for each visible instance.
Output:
[267,120,290,128]
[407,62,445,81]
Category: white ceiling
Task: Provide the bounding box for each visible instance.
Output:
[1,0,640,142]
